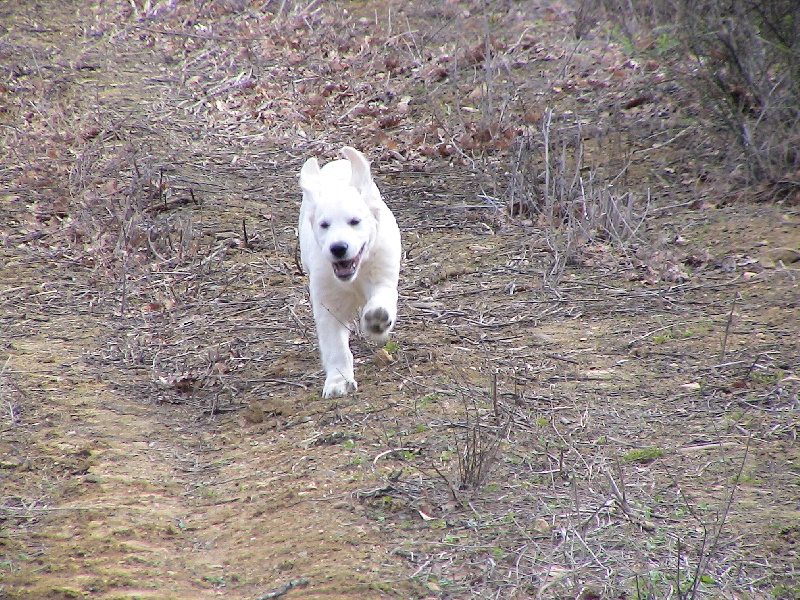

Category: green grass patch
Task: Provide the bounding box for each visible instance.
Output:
[622,446,664,464]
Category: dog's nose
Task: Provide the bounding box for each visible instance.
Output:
[330,242,348,259]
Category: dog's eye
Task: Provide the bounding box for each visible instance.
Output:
[319,221,330,229]
[348,218,361,226]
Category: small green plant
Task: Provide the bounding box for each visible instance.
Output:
[752,368,783,385]
[622,446,663,464]
[651,331,674,344]
[730,470,758,485]
[501,510,516,523]
[772,583,800,599]
[654,29,680,55]
[416,393,438,410]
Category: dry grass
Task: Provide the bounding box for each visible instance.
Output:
[1,1,798,599]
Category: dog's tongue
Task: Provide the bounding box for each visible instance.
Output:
[334,258,358,278]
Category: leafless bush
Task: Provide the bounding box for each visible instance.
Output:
[597,0,800,191]
[683,0,800,188]
[574,0,601,40]
[425,376,512,497]
[506,109,648,282]
[67,132,204,276]
[454,381,509,491]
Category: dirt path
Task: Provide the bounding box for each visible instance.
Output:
[2,286,407,600]
[2,1,799,599]
[1,2,410,597]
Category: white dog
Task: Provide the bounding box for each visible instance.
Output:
[298,147,401,398]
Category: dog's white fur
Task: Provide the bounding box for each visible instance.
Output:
[299,147,401,398]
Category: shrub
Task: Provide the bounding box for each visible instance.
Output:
[599,0,800,193]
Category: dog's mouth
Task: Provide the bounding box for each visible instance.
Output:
[332,246,364,280]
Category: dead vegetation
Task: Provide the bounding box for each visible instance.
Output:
[587,0,800,193]
[1,1,799,599]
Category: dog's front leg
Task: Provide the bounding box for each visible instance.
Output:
[313,306,357,398]
[361,286,398,344]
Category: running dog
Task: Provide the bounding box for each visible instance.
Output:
[298,147,401,398]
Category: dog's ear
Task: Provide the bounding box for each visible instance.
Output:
[341,146,373,196]
[299,157,321,196]
[342,147,382,221]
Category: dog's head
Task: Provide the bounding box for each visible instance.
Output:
[299,147,381,282]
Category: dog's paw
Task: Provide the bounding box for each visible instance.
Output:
[322,376,357,399]
[362,307,394,342]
